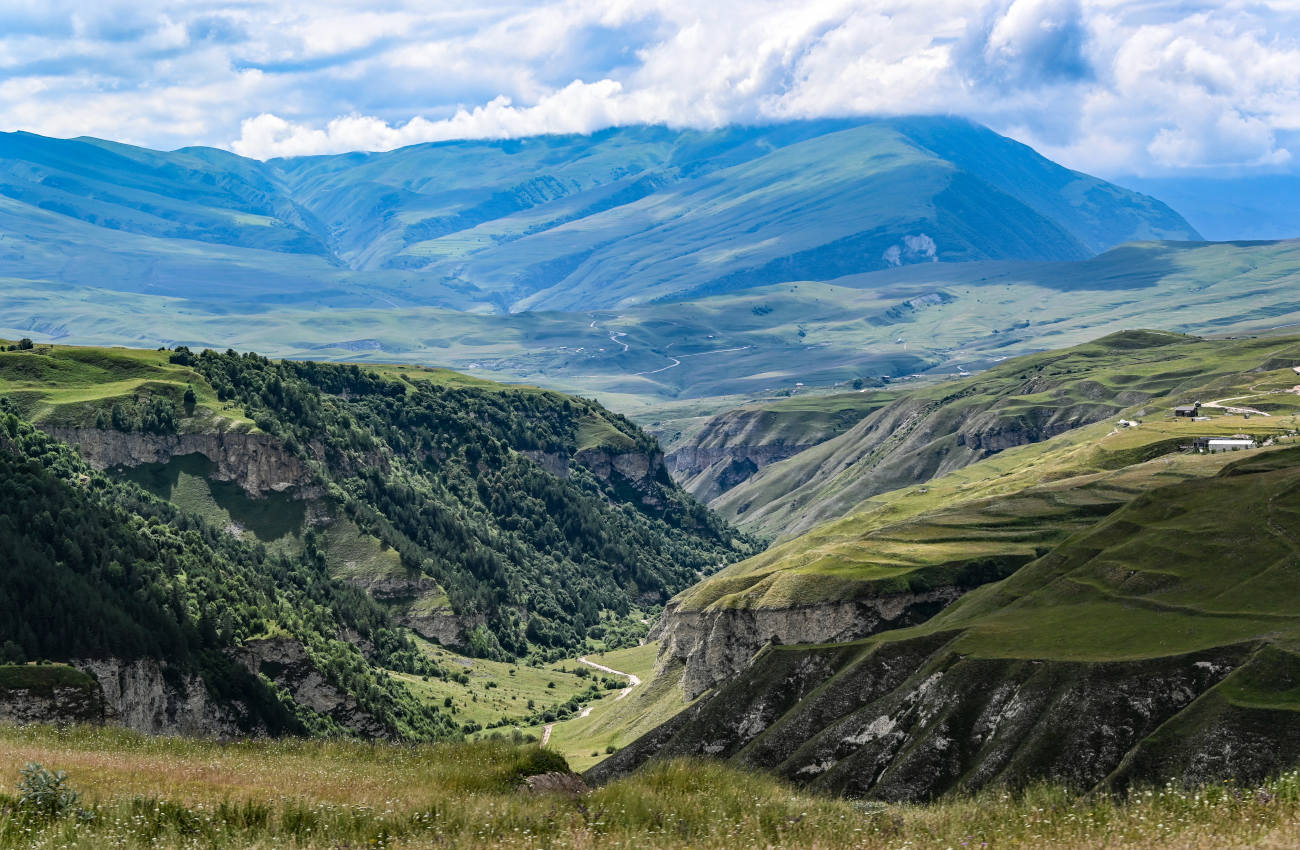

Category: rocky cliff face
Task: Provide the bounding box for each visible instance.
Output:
[46,427,318,498]
[0,659,244,736]
[523,445,673,511]
[404,610,485,647]
[574,446,672,511]
[79,658,246,737]
[0,645,388,739]
[668,444,812,504]
[0,674,105,726]
[589,637,1280,800]
[520,450,570,479]
[663,396,892,504]
[235,637,387,738]
[654,589,964,699]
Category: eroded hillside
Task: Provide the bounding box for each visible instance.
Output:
[588,331,1300,796]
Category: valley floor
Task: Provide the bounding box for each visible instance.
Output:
[3,724,1300,849]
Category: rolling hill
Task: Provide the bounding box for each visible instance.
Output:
[693,330,1300,537]
[6,230,1300,415]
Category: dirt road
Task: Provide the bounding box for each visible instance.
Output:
[539,656,641,745]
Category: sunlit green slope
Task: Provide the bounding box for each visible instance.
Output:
[714,330,1300,538]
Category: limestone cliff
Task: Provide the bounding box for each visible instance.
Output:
[0,668,105,726]
[0,659,244,736]
[664,394,893,505]
[46,426,318,498]
[78,658,245,736]
[668,444,811,504]
[653,590,964,699]
[574,446,672,511]
[235,637,388,738]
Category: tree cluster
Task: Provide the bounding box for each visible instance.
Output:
[186,349,744,656]
[0,401,455,739]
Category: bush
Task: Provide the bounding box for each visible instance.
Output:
[16,762,84,821]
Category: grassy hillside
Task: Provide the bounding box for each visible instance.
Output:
[714,330,1300,538]
[597,439,1300,799]
[4,724,1300,849]
[587,331,1300,796]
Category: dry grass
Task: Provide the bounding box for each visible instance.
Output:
[3,724,1300,848]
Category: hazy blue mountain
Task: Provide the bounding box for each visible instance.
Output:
[1116,175,1300,242]
[0,118,1196,314]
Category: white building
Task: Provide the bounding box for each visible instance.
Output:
[1204,438,1256,452]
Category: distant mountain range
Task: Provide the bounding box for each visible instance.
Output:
[0,117,1196,315]
[1115,175,1300,242]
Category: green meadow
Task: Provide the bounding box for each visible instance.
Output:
[5,724,1300,849]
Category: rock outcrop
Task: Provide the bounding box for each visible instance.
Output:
[521,772,590,796]
[668,444,811,504]
[235,637,388,738]
[47,427,318,497]
[663,395,890,504]
[521,450,570,479]
[588,637,1276,800]
[654,589,964,699]
[574,446,672,511]
[78,657,245,737]
[0,659,244,736]
[0,669,105,726]
[404,609,484,647]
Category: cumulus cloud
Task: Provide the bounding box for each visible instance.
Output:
[0,0,1296,175]
[960,0,1092,87]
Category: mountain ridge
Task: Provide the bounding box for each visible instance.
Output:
[0,117,1197,316]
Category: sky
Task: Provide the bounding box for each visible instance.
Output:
[0,0,1297,177]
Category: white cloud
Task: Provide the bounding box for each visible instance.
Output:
[0,1,1296,175]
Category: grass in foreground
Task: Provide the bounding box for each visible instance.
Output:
[4,724,1300,848]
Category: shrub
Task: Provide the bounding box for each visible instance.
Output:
[16,762,84,821]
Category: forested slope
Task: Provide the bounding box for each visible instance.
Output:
[0,405,451,739]
[0,343,745,662]
[179,347,744,654]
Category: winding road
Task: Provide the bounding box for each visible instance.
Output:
[632,345,753,377]
[1202,394,1271,416]
[539,656,641,745]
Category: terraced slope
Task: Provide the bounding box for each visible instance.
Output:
[593,444,1300,799]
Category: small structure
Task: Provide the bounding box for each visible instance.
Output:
[1117,419,1139,428]
[1174,402,1201,418]
[1193,437,1257,452]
